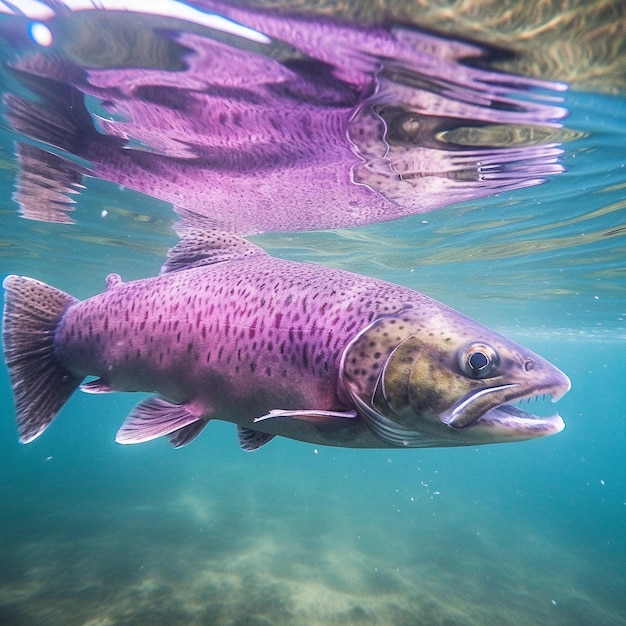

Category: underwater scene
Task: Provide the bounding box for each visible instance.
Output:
[0,1,625,624]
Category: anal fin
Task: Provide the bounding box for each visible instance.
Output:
[237,426,275,452]
[116,397,203,445]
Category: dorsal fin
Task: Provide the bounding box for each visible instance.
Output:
[161,229,265,274]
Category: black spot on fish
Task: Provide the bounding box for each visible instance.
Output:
[187,342,193,352]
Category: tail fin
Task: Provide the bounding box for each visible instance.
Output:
[2,275,83,443]
[13,143,86,224]
[4,81,94,223]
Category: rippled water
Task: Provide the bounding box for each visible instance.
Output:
[0,2,625,625]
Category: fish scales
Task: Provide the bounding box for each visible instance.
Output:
[56,255,418,411]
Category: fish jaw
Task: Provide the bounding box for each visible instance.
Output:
[469,404,566,441]
[438,369,571,443]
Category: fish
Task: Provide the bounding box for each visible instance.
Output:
[2,229,570,451]
[3,1,567,231]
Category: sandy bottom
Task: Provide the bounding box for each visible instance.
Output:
[1,471,623,626]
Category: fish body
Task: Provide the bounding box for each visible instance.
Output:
[2,231,570,450]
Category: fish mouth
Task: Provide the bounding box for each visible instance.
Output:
[441,376,571,438]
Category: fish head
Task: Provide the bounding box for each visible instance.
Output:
[340,305,571,447]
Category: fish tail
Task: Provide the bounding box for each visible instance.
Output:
[2,275,83,443]
[5,76,97,222]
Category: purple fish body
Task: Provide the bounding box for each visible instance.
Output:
[2,231,570,450]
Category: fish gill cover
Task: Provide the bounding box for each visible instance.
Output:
[1,0,569,232]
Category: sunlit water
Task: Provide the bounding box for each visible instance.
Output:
[1,2,625,625]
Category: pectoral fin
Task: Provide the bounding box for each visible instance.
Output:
[116,397,203,444]
[253,409,357,423]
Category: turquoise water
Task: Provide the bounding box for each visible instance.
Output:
[1,5,626,626]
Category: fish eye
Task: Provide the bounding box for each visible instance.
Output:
[459,342,498,378]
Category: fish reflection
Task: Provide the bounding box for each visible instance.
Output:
[2,1,568,233]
